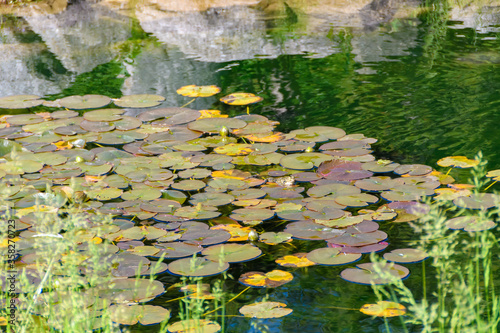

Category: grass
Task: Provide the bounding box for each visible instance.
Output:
[369,153,500,332]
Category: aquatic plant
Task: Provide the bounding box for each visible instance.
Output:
[0,90,498,332]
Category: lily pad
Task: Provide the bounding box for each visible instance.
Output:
[340,262,410,285]
[177,85,221,97]
[383,248,429,263]
[239,270,293,288]
[306,247,361,266]
[113,94,165,108]
[275,253,315,267]
[280,153,333,170]
[360,301,406,317]
[0,95,43,109]
[445,216,496,231]
[109,304,170,325]
[155,242,202,259]
[239,301,292,319]
[188,118,247,133]
[220,93,263,105]
[453,193,498,209]
[58,95,111,110]
[167,257,229,277]
[259,232,293,245]
[202,243,261,263]
[437,156,479,168]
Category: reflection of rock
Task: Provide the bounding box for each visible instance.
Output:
[351,20,419,64]
[449,2,500,33]
[23,0,132,74]
[0,19,72,96]
[136,2,339,62]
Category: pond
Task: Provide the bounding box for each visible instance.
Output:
[1,0,500,332]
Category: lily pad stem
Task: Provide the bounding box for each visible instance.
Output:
[483,180,497,191]
[181,98,196,108]
[445,168,452,176]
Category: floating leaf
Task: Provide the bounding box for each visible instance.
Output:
[275,253,315,267]
[437,156,479,168]
[155,242,202,259]
[220,93,262,105]
[113,94,165,108]
[239,270,293,288]
[306,248,361,266]
[177,85,221,97]
[167,257,229,277]
[109,304,170,325]
[280,153,333,170]
[202,243,261,263]
[360,301,406,317]
[188,118,247,133]
[239,301,292,319]
[259,232,292,245]
[211,224,251,242]
[0,95,43,109]
[58,95,111,110]
[383,248,428,263]
[453,193,498,209]
[445,216,496,232]
[340,262,409,285]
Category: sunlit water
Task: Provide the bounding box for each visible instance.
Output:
[1,0,500,332]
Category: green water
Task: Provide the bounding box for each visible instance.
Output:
[1,1,500,332]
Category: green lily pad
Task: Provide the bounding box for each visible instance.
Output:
[80,120,115,132]
[445,216,496,231]
[361,160,400,173]
[307,183,360,198]
[167,257,229,277]
[7,114,44,126]
[189,193,234,206]
[178,168,211,179]
[230,208,275,222]
[140,199,181,214]
[98,278,164,303]
[188,118,247,133]
[171,179,206,192]
[58,95,111,110]
[122,187,162,201]
[354,177,398,192]
[0,95,43,109]
[394,164,432,176]
[280,153,333,170]
[383,248,429,263]
[109,304,170,325]
[306,247,361,266]
[259,232,292,245]
[202,243,262,263]
[155,242,202,259]
[335,193,379,207]
[126,246,161,257]
[83,109,124,122]
[340,262,410,285]
[0,160,44,175]
[86,187,123,201]
[113,94,165,108]
[290,126,345,142]
[173,206,221,220]
[239,301,292,319]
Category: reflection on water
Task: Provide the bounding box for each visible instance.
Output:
[1,0,500,331]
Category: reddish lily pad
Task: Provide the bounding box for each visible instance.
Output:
[340,262,410,285]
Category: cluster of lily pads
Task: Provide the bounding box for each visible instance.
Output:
[0,87,498,330]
